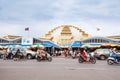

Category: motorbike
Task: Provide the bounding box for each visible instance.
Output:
[78,53,96,64]
[71,52,77,59]
[107,54,120,65]
[36,53,52,62]
[13,52,25,61]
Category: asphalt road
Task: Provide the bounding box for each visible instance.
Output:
[0,58,120,80]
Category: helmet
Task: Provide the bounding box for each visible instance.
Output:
[113,48,116,51]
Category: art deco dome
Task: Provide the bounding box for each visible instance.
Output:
[43,25,90,48]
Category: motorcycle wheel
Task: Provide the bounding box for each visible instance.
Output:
[48,57,52,62]
[37,57,41,62]
[78,56,83,63]
[13,58,18,61]
[72,56,75,59]
[107,59,114,65]
[90,58,96,64]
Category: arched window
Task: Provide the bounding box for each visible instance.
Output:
[90,40,91,43]
[98,39,100,43]
[95,39,97,43]
[93,39,95,43]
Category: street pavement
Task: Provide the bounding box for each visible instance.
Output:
[0,57,120,80]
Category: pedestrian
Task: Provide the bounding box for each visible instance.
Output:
[14,49,22,60]
[3,49,7,60]
[7,48,13,59]
[55,50,58,56]
[64,49,69,57]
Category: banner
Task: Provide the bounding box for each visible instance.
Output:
[22,37,33,46]
[25,27,29,31]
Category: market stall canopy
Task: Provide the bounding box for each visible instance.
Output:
[31,44,44,48]
[110,44,118,47]
[81,44,101,48]
[101,44,111,46]
[100,44,118,48]
[0,46,3,49]
[81,44,92,48]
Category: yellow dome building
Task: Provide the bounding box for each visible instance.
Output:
[43,25,90,48]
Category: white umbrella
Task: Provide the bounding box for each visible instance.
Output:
[31,44,44,48]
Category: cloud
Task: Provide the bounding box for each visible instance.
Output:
[0,0,120,38]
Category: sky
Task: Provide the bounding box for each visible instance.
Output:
[0,0,120,38]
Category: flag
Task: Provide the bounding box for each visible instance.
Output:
[70,36,74,40]
[97,28,100,31]
[25,27,29,31]
[50,36,54,40]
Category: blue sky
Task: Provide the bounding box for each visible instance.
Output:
[0,0,120,38]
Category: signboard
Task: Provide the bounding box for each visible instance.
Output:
[21,37,33,46]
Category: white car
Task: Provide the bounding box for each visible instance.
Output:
[25,49,37,59]
[89,52,95,57]
[11,47,36,59]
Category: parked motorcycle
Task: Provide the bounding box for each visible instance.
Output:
[36,53,52,62]
[78,54,96,64]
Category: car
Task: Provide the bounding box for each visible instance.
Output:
[93,48,111,60]
[0,50,4,59]
[11,47,36,59]
[25,49,37,59]
[89,52,95,57]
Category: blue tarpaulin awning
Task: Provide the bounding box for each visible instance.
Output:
[71,41,82,47]
[71,41,101,48]
[42,40,59,48]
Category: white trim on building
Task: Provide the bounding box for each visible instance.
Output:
[80,37,120,44]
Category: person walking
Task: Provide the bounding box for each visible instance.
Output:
[3,49,8,60]
[7,48,13,59]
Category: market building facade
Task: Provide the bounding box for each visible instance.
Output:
[43,25,120,48]
[71,37,120,48]
[1,25,120,49]
[43,25,90,48]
